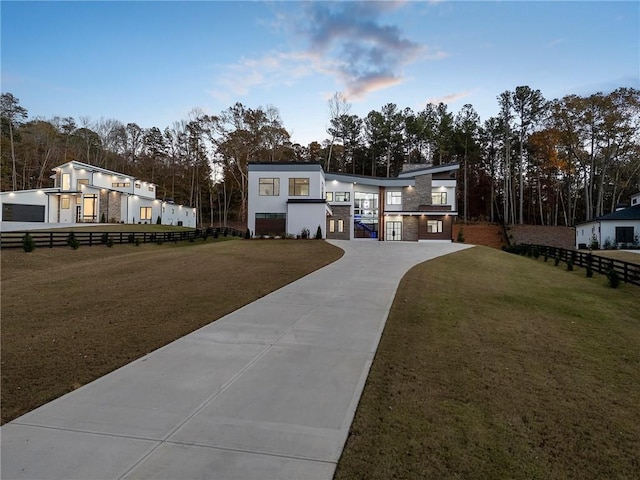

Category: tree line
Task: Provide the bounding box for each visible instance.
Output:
[1,87,639,227]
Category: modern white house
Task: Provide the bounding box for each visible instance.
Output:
[247,162,459,241]
[575,196,640,249]
[0,161,197,228]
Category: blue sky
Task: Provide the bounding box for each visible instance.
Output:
[2,1,638,146]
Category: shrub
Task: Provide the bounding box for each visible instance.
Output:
[100,213,106,223]
[67,232,80,250]
[586,263,593,278]
[533,247,540,259]
[223,228,228,237]
[127,233,135,244]
[106,237,114,248]
[554,256,560,266]
[456,228,465,243]
[315,225,322,239]
[603,237,614,250]
[301,227,310,239]
[22,233,35,252]
[134,238,141,247]
[607,268,620,288]
[245,228,251,239]
[589,234,599,250]
[101,233,109,245]
[567,259,573,271]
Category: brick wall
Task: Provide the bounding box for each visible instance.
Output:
[507,225,576,249]
[99,192,122,223]
[402,216,419,241]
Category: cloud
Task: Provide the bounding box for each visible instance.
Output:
[296,1,428,98]
[426,91,472,106]
[209,1,441,102]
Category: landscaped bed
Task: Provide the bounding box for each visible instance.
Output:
[0,238,343,424]
[335,246,639,479]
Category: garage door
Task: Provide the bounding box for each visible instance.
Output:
[2,203,45,222]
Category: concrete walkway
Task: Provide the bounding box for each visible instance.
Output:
[1,240,472,480]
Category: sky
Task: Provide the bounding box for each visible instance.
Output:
[2,1,639,146]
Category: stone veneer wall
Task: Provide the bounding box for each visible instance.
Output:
[403,174,432,211]
[326,205,351,240]
[99,191,122,223]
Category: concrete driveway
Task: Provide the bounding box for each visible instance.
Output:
[1,240,472,480]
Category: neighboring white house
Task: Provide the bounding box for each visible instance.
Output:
[575,200,640,249]
[247,162,459,241]
[0,161,197,228]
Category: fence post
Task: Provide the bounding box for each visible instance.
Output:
[50,232,53,248]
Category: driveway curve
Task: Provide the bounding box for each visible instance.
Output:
[1,240,472,480]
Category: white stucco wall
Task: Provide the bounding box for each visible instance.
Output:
[247,165,325,236]
[432,179,457,211]
[287,203,327,238]
[576,220,640,248]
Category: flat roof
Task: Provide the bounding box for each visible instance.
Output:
[325,172,414,187]
[248,162,323,172]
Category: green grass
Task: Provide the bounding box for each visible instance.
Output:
[335,246,639,480]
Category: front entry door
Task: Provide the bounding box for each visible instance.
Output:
[385,221,402,241]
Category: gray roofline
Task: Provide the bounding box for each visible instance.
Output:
[52,161,158,187]
[397,162,460,178]
[325,172,414,187]
[248,162,323,172]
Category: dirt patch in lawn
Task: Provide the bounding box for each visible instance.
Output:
[1,239,343,424]
[335,246,639,480]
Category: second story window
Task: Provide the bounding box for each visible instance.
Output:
[112,182,131,188]
[259,178,280,196]
[386,191,402,205]
[289,178,309,196]
[334,192,350,202]
[61,173,70,191]
[326,192,333,202]
[432,192,447,205]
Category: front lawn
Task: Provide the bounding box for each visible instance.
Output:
[335,246,639,480]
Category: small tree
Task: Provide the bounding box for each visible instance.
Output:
[245,228,251,239]
[156,215,162,225]
[315,225,322,239]
[67,232,80,250]
[106,237,114,248]
[101,232,109,244]
[456,227,465,243]
[22,233,35,252]
[566,259,573,271]
[100,213,106,223]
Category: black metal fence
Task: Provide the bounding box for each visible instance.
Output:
[0,227,245,249]
[506,244,640,287]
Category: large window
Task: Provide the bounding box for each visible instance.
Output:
[432,192,447,204]
[335,192,350,202]
[386,191,402,205]
[289,178,309,196]
[61,173,70,191]
[616,226,634,244]
[338,219,344,232]
[112,182,130,188]
[140,207,152,221]
[259,178,280,196]
[82,194,97,222]
[427,220,443,233]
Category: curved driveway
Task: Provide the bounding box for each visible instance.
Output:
[1,240,472,480]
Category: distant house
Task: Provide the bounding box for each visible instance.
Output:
[575,196,640,249]
[0,161,196,227]
[247,162,459,241]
